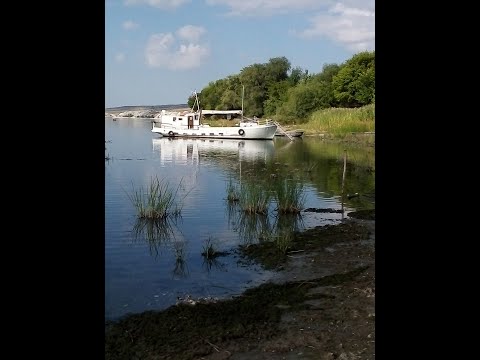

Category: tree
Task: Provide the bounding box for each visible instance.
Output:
[263,80,291,116]
[332,51,375,107]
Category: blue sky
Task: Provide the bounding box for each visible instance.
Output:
[105,0,375,108]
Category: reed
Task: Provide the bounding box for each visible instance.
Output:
[239,183,271,214]
[275,232,294,254]
[272,179,306,214]
[201,237,218,260]
[301,104,375,137]
[128,176,184,219]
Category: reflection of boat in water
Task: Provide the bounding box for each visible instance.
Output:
[152,138,275,163]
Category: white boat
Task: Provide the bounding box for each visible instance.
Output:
[151,92,277,140]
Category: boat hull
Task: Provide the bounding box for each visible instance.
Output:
[152,124,277,140]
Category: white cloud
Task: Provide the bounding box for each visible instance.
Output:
[295,2,375,52]
[122,20,139,30]
[115,53,126,62]
[145,29,210,70]
[204,1,374,51]
[176,25,206,42]
[205,0,331,16]
[124,0,190,9]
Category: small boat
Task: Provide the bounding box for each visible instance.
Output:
[151,92,277,140]
[275,129,304,137]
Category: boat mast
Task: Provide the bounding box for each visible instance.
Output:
[192,90,200,112]
[241,85,244,121]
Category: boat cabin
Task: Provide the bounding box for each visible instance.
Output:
[158,109,201,129]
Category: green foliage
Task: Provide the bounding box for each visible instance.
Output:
[187,51,374,123]
[264,56,291,84]
[332,51,375,107]
[277,80,334,122]
[263,80,290,116]
[288,66,308,86]
[314,63,342,83]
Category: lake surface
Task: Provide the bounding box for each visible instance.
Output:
[105,117,375,321]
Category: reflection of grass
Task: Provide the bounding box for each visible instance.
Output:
[201,237,218,260]
[128,176,184,219]
[238,212,272,245]
[272,179,306,214]
[226,178,240,202]
[105,140,111,160]
[202,256,224,273]
[172,242,189,278]
[132,217,179,256]
[226,202,240,230]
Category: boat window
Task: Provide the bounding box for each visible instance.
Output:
[173,117,176,121]
[195,115,198,120]
[179,118,183,121]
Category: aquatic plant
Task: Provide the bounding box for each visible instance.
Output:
[272,179,306,214]
[275,232,294,254]
[239,183,271,214]
[128,176,185,219]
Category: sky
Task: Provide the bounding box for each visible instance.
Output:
[105,0,375,108]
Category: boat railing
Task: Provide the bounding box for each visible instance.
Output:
[241,117,275,126]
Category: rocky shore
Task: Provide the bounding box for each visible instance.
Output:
[105,105,189,118]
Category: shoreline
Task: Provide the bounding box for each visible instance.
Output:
[105,210,375,359]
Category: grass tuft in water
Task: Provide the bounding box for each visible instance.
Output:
[272,179,306,214]
[127,176,185,220]
[239,183,271,214]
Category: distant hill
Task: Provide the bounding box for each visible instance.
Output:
[105,104,189,114]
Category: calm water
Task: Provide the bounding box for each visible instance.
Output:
[105,117,375,321]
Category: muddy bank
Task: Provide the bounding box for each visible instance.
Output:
[105,210,375,360]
